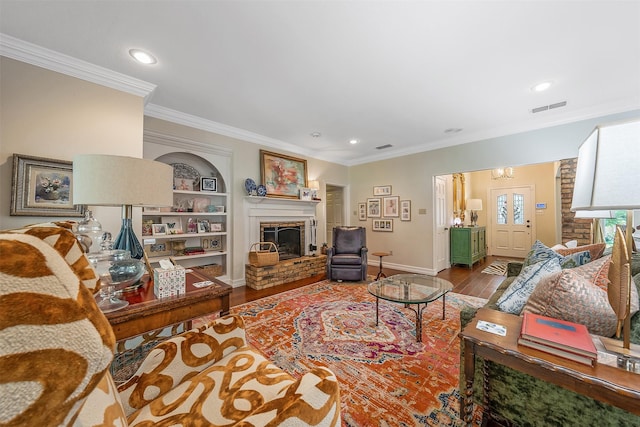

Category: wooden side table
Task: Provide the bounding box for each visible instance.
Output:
[459,308,640,427]
[371,251,391,280]
[104,270,232,342]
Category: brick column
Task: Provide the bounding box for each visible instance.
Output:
[560,158,591,245]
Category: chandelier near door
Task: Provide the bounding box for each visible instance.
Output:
[491,167,514,179]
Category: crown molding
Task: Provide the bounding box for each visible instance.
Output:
[143,129,233,158]
[144,103,349,166]
[0,33,156,102]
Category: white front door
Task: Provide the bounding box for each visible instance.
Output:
[435,176,449,272]
[489,186,535,258]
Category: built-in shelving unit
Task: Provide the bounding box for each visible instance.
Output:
[143,131,232,283]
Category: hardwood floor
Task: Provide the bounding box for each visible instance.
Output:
[229,255,520,307]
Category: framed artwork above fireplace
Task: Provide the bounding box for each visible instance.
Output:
[260,150,308,199]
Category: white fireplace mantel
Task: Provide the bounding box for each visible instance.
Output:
[243,196,320,259]
[243,196,320,207]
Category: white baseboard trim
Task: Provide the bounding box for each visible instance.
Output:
[367,259,438,276]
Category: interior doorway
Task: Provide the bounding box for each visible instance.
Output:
[325,184,345,247]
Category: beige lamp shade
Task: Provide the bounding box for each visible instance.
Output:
[466,199,483,211]
[570,118,640,212]
[73,154,173,207]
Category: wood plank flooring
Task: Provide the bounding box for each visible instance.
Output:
[230,255,519,307]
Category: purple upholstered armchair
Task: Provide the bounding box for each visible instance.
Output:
[326,226,368,281]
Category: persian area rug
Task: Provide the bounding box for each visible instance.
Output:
[229,280,486,426]
[481,259,511,276]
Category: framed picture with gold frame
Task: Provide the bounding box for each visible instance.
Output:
[260,150,308,199]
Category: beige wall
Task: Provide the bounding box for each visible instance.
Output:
[0,58,144,233]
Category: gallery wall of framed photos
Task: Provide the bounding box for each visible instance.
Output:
[360,185,411,231]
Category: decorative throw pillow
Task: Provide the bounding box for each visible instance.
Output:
[497,258,562,314]
[523,240,591,269]
[559,250,592,269]
[571,254,612,291]
[523,264,640,337]
[556,243,606,261]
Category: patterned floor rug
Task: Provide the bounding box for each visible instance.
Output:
[229,280,486,426]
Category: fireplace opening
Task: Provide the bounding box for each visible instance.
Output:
[261,221,305,261]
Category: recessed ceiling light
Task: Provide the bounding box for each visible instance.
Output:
[129,49,157,65]
[444,128,463,134]
[532,81,552,92]
[349,139,359,145]
[310,132,321,138]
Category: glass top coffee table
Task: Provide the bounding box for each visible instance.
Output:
[367,274,454,342]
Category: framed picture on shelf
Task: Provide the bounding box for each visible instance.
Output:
[200,177,217,192]
[10,154,85,217]
[400,200,411,221]
[299,187,312,201]
[213,205,225,213]
[142,219,154,236]
[367,198,381,218]
[260,150,308,199]
[373,219,393,232]
[174,178,194,191]
[358,202,367,221]
[210,223,223,232]
[373,185,392,196]
[383,196,400,217]
[201,237,223,251]
[152,224,167,236]
[144,242,171,257]
[197,219,210,233]
[164,217,183,234]
[143,206,161,213]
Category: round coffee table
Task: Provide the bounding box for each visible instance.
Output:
[367,274,454,342]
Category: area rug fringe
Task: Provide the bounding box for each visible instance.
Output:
[230,280,486,426]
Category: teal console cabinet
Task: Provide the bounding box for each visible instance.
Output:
[450,227,486,268]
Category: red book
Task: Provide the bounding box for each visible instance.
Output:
[519,312,597,361]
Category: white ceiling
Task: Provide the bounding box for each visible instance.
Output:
[1,1,639,166]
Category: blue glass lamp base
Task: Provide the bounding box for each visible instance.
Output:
[113,218,144,259]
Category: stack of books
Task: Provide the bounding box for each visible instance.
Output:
[518,312,597,366]
[183,246,206,255]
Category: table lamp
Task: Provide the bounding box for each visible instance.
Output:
[570,118,639,357]
[466,199,483,227]
[73,154,173,259]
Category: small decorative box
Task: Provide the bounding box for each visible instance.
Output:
[153,262,186,298]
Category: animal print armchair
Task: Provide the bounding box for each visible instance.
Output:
[0,222,341,426]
